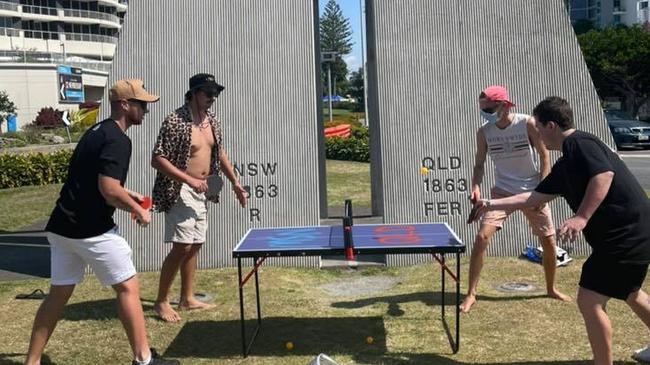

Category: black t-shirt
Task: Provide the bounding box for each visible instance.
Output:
[535,130,650,263]
[46,119,132,238]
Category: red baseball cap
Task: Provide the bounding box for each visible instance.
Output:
[481,85,515,107]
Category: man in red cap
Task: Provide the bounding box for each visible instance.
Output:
[469,96,650,364]
[460,85,571,313]
[25,79,179,364]
[151,73,247,322]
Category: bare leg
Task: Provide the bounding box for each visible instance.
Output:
[459,224,499,313]
[539,235,571,302]
[178,244,215,310]
[577,287,613,365]
[24,285,75,365]
[627,289,650,328]
[113,275,151,362]
[154,243,192,322]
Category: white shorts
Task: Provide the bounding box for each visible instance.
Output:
[47,226,137,287]
[164,183,208,244]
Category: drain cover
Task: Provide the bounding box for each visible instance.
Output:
[495,282,537,293]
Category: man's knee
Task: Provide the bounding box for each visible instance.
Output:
[112,275,139,294]
[577,287,608,314]
[625,289,646,305]
[474,230,493,247]
[172,243,194,256]
[539,234,556,249]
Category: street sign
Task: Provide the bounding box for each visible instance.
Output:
[57,65,84,103]
[321,51,337,63]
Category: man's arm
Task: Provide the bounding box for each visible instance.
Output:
[151,155,208,193]
[527,117,550,179]
[98,175,150,225]
[556,171,614,242]
[219,149,247,207]
[470,129,488,203]
[468,191,557,223]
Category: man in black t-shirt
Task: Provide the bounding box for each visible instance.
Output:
[469,96,650,364]
[24,80,179,365]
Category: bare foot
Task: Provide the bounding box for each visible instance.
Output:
[178,298,217,312]
[459,295,476,313]
[548,289,572,302]
[154,301,181,323]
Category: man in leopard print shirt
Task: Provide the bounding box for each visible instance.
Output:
[151,73,246,322]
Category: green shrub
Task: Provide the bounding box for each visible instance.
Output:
[325,134,369,162]
[0,149,72,189]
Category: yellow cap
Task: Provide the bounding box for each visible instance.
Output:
[109,79,159,102]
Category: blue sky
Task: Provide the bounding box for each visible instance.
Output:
[318,0,364,75]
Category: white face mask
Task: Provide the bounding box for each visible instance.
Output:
[480,109,498,124]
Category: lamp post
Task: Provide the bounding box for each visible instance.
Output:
[359,0,368,126]
[321,51,338,123]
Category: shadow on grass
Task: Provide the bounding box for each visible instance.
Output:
[331,291,547,315]
[164,317,387,359]
[61,299,154,321]
[0,353,56,365]
[353,353,636,365]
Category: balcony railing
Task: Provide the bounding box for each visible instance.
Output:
[24,29,60,40]
[64,31,118,44]
[21,4,58,16]
[0,50,112,72]
[0,27,118,44]
[0,1,18,11]
[63,9,120,24]
[0,27,20,37]
[0,2,121,24]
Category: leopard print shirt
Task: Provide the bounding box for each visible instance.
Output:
[152,104,223,212]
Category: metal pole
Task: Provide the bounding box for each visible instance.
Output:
[327,62,333,123]
[360,0,369,126]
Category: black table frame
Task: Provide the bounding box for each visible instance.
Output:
[234,245,465,358]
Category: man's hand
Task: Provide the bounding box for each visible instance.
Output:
[556,215,587,243]
[187,177,209,194]
[233,184,247,207]
[133,208,151,227]
[467,199,490,224]
[127,190,145,203]
[469,185,481,204]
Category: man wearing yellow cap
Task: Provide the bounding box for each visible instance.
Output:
[24,80,179,365]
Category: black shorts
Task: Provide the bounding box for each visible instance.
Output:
[579,254,649,300]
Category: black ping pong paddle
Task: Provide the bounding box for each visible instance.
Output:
[467,203,482,224]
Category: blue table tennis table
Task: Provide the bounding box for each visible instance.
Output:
[233,222,465,357]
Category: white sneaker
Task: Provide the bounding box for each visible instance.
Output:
[632,345,650,363]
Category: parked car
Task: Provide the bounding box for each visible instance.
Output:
[604,111,650,150]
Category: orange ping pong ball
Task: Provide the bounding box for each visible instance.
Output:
[419,166,428,175]
[285,341,294,350]
[366,336,374,344]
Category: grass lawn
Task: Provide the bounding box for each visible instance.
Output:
[0,258,649,364]
[323,108,365,125]
[0,184,62,232]
[326,160,371,208]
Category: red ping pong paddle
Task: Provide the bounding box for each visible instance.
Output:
[131,196,152,220]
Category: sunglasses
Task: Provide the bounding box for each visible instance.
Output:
[128,99,149,112]
[198,88,221,99]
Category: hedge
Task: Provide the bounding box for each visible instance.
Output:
[0,149,72,189]
[325,125,370,162]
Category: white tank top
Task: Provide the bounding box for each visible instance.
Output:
[481,113,540,193]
